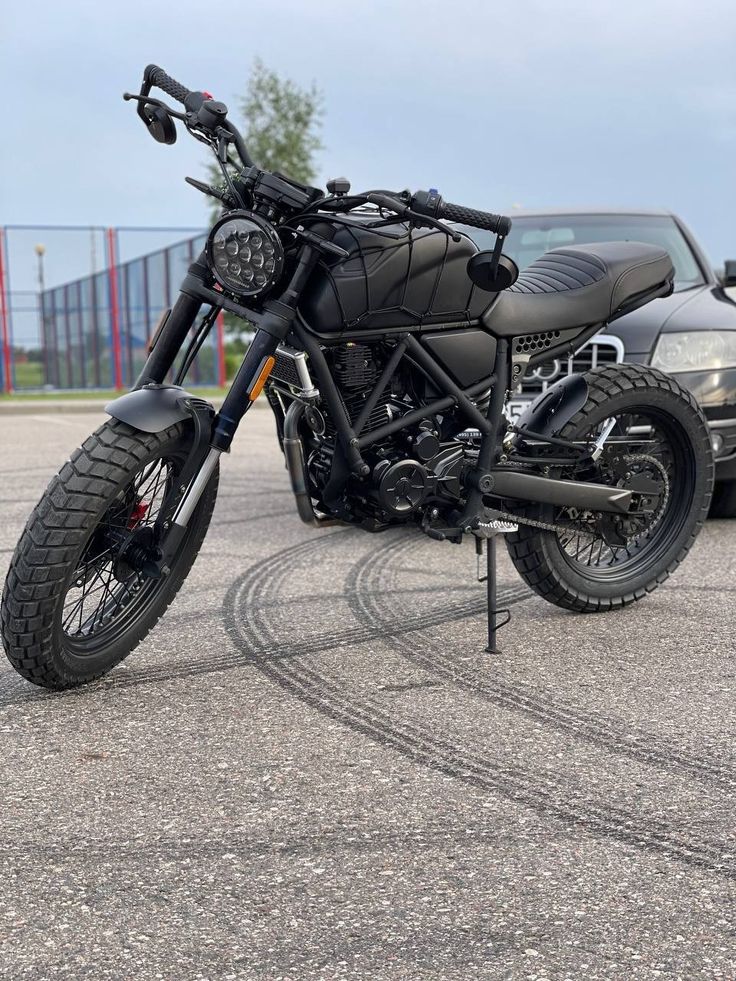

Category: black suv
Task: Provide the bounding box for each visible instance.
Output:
[465,210,736,517]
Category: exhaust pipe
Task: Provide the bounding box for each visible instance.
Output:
[283,401,342,527]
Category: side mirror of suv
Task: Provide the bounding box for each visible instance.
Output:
[723,260,736,287]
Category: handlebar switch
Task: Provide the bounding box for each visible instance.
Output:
[197,99,228,129]
[412,188,442,218]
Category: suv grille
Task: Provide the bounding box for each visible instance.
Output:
[517,334,625,396]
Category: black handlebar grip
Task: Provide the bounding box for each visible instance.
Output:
[144,64,192,106]
[439,201,512,237]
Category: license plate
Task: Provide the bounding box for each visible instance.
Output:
[505,399,531,425]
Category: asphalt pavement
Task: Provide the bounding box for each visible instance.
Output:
[1,408,735,980]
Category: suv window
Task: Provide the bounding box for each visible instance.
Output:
[466,214,704,292]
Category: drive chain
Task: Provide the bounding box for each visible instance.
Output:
[486,452,671,544]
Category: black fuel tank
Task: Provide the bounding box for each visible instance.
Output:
[298,217,493,333]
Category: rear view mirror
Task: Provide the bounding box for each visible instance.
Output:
[723,260,736,287]
[143,104,177,145]
[467,251,519,292]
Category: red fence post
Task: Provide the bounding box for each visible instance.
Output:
[216,310,226,387]
[106,227,123,391]
[0,228,12,394]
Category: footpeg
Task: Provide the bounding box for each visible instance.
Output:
[473,517,519,538]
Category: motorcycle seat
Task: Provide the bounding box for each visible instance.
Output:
[481,241,674,337]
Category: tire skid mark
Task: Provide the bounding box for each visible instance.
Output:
[667,583,736,596]
[0,532,521,709]
[0,818,549,862]
[210,508,296,528]
[0,532,434,706]
[348,534,736,787]
[223,533,736,880]
[0,605,223,698]
[216,486,293,498]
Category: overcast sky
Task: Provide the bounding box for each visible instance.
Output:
[2,0,735,286]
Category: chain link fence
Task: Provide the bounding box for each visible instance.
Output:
[0,225,225,393]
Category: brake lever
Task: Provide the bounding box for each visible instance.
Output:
[123,92,187,121]
[409,210,462,242]
[364,192,461,242]
[365,191,411,214]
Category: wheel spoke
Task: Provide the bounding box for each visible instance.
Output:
[554,410,674,576]
[61,454,178,647]
[63,562,112,631]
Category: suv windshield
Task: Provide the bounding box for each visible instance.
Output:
[464,214,704,292]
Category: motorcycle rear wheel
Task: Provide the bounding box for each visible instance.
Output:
[505,363,713,612]
[1,418,218,689]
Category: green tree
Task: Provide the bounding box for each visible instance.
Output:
[207,60,324,363]
[239,57,323,183]
[208,58,323,216]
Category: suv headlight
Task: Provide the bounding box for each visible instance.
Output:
[651,331,736,373]
[206,212,284,298]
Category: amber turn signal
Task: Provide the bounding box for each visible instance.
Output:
[248,356,276,401]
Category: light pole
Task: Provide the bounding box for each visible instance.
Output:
[35,243,45,291]
[34,243,51,387]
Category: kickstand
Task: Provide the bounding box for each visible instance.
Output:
[476,536,511,654]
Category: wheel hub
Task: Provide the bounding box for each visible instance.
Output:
[556,452,669,548]
[109,525,161,582]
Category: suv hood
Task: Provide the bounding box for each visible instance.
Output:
[609,284,736,355]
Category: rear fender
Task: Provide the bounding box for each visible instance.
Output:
[105,384,210,434]
[514,373,589,438]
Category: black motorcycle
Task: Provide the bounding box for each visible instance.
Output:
[1,65,713,689]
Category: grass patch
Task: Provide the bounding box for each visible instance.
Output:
[0,386,228,401]
[11,362,45,389]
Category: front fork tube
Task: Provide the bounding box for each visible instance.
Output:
[136,277,206,388]
[157,328,280,566]
[138,245,319,564]
[210,329,281,451]
[130,286,282,560]
[205,244,319,458]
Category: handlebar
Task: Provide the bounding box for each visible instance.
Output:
[132,65,511,238]
[437,201,512,237]
[140,64,254,167]
[362,188,512,240]
[144,64,195,108]
[412,189,512,237]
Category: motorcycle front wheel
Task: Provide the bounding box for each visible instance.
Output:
[1,418,218,689]
[505,363,714,612]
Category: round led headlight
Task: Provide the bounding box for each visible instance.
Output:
[206,212,284,298]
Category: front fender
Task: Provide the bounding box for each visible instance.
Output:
[105,384,206,434]
[515,373,589,438]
